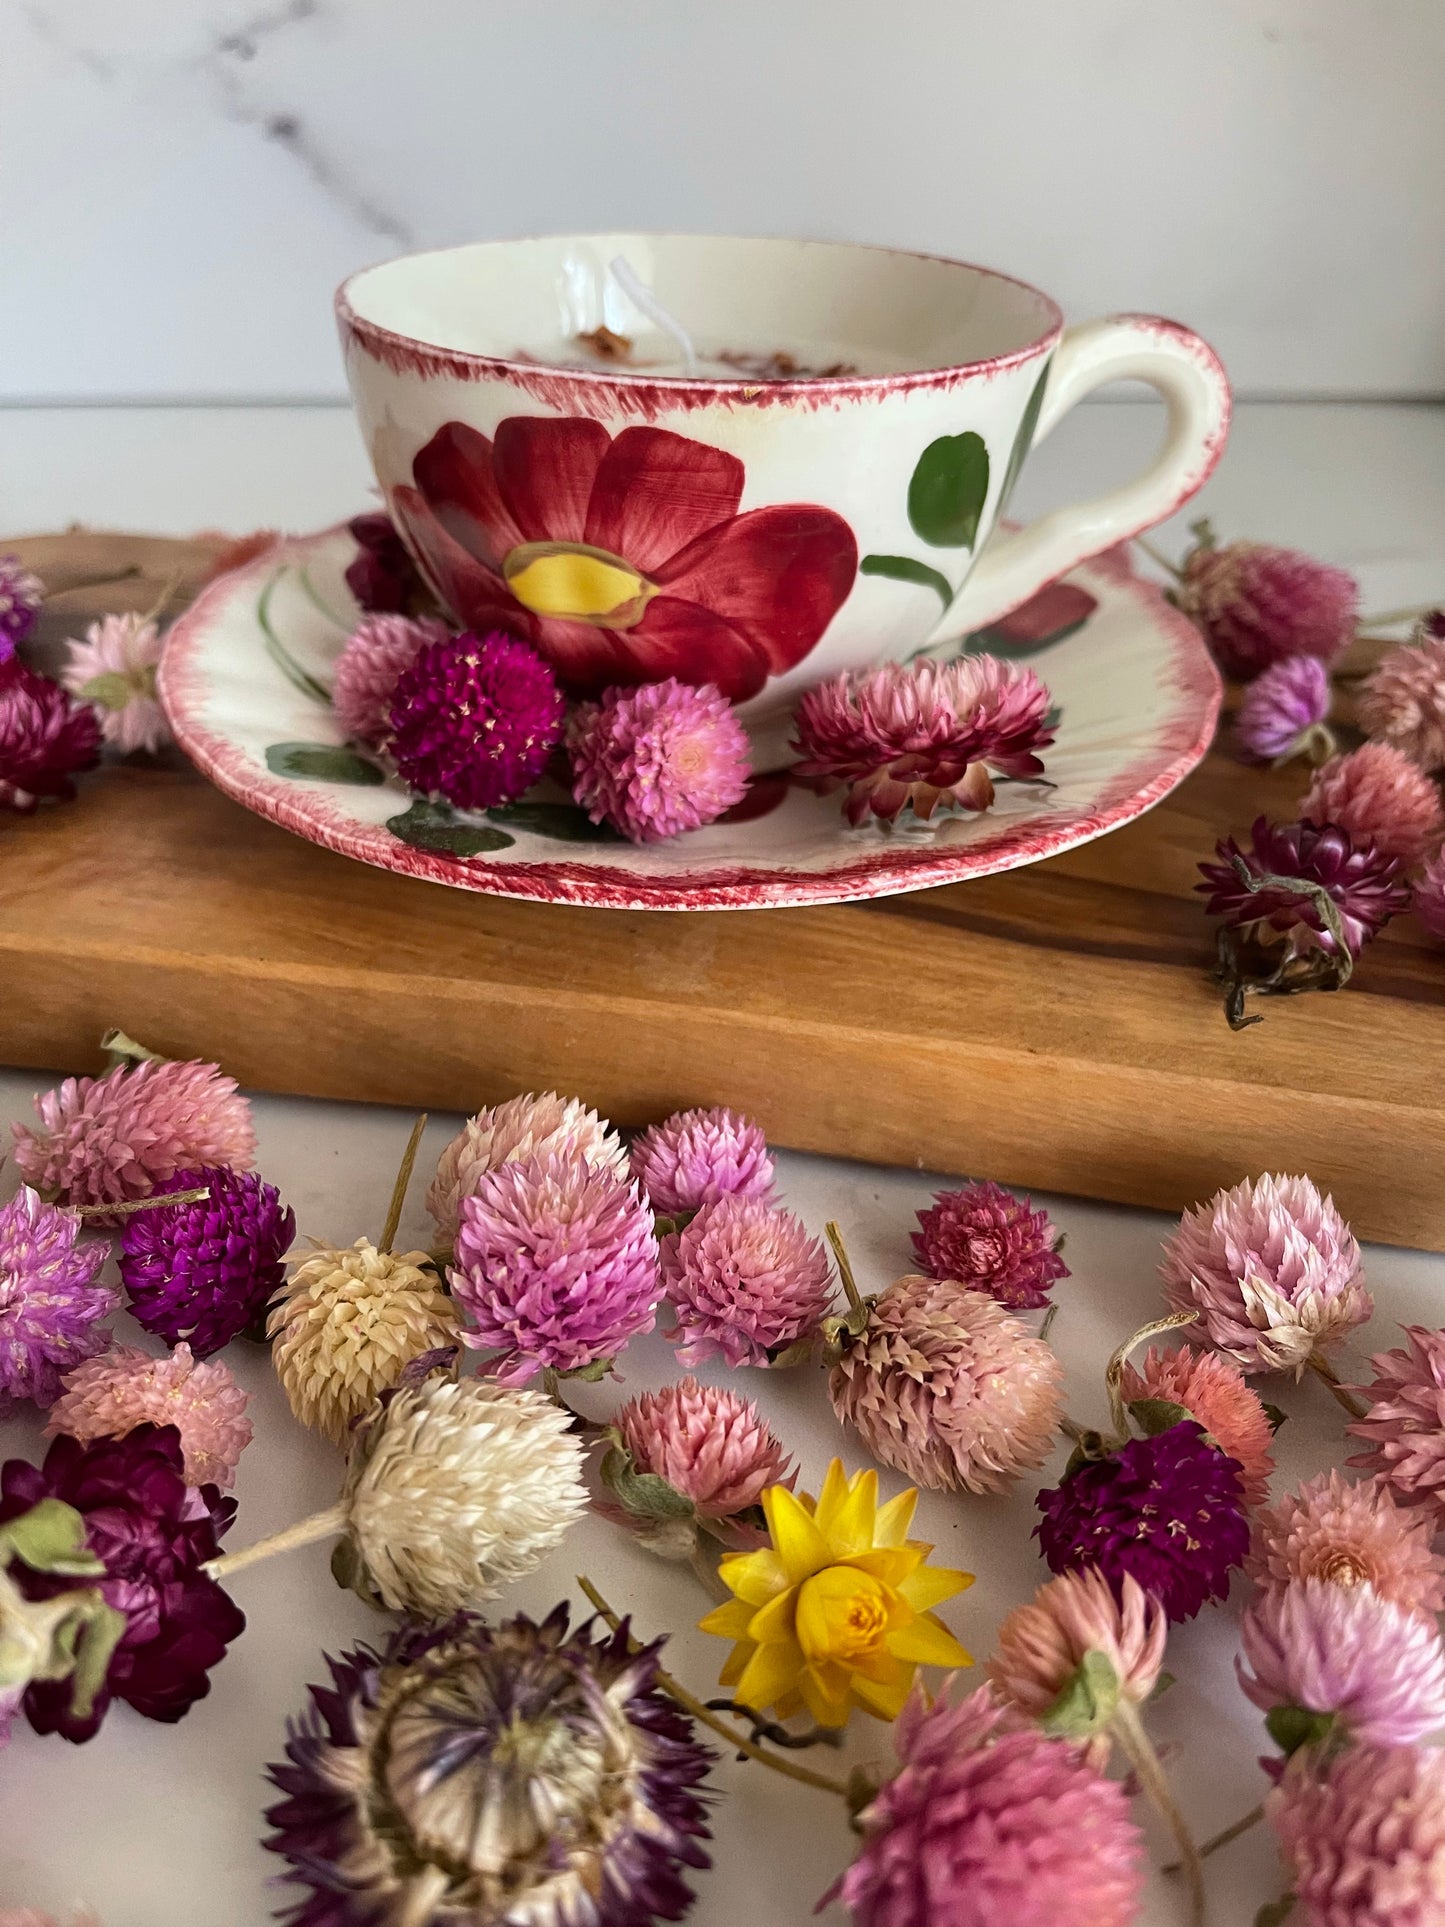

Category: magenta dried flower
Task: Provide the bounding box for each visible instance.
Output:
[1035,1420,1249,1623]
[47,1342,253,1491]
[451,1147,661,1384]
[1358,626,1445,772]
[1197,814,1409,1026]
[569,677,750,842]
[792,653,1054,827]
[615,1376,793,1517]
[331,612,448,748]
[0,656,101,813]
[13,1058,256,1210]
[1237,1576,1445,1747]
[1348,1326,1445,1525]
[825,1682,1144,1927]
[1234,655,1334,766]
[0,1424,243,1741]
[344,510,424,615]
[265,1606,711,1927]
[387,628,564,811]
[119,1165,294,1357]
[1175,527,1358,680]
[1267,1740,1445,1927]
[1161,1172,1370,1375]
[912,1180,1067,1311]
[0,1186,116,1414]
[0,554,44,649]
[1303,741,1445,868]
[662,1194,832,1368]
[630,1106,775,1217]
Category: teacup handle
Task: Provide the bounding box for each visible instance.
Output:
[926,313,1231,643]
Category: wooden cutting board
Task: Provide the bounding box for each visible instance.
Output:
[5,531,1443,1249]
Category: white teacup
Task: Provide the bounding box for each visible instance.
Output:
[339,233,1229,734]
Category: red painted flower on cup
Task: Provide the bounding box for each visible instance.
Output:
[387,416,858,700]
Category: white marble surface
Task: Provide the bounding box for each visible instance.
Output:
[3,0,1445,403]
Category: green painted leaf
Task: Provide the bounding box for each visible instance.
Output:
[997,359,1051,517]
[1039,1650,1121,1739]
[257,568,334,707]
[486,800,622,842]
[859,553,955,609]
[907,432,990,549]
[266,742,384,784]
[386,798,515,857]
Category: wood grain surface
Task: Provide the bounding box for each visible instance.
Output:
[5,531,1442,1249]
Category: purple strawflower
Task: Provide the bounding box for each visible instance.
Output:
[0,1424,243,1741]
[387,628,564,811]
[119,1165,294,1357]
[912,1180,1068,1312]
[0,553,44,650]
[344,510,422,614]
[630,1105,776,1217]
[264,1606,712,1927]
[0,656,102,813]
[0,1186,116,1413]
[450,1148,662,1384]
[1234,655,1334,766]
[1035,1420,1249,1623]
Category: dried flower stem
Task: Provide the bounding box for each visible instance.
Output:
[1135,535,1184,582]
[1104,1311,1198,1439]
[379,1113,428,1253]
[99,1027,169,1069]
[396,1865,450,1927]
[1307,1352,1367,1420]
[71,1185,211,1219]
[1113,1698,1206,1927]
[575,1575,852,1797]
[1167,1802,1264,1871]
[824,1220,866,1316]
[203,1503,348,1581]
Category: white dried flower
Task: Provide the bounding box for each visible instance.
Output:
[342,1377,587,1614]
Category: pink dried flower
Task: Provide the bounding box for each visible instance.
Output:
[792,654,1054,827]
[614,1376,793,1516]
[59,612,168,755]
[388,629,564,811]
[1348,1326,1445,1524]
[0,657,101,813]
[1414,849,1445,942]
[426,1092,626,1246]
[450,1147,661,1384]
[1358,628,1445,772]
[1266,1740,1445,1927]
[13,1058,256,1210]
[0,1185,115,1414]
[1234,655,1334,766]
[1176,530,1358,680]
[568,678,750,843]
[630,1106,775,1217]
[331,613,448,748]
[988,1568,1167,1728]
[1237,1577,1445,1746]
[662,1195,832,1368]
[1161,1173,1370,1374]
[826,1682,1144,1927]
[47,1342,253,1490]
[830,1276,1063,1494]
[912,1180,1067,1312]
[0,553,44,649]
[1118,1344,1276,1508]
[1248,1470,1445,1617]
[1303,742,1445,867]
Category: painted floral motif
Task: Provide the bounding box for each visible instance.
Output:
[386,418,858,700]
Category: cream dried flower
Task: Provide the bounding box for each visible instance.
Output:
[341,1377,587,1614]
[426,1092,627,1245]
[267,1238,460,1446]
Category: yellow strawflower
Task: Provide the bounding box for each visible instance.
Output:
[698,1458,973,1726]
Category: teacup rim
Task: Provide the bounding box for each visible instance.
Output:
[335,231,1065,397]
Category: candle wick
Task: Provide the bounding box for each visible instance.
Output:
[609,255,698,376]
